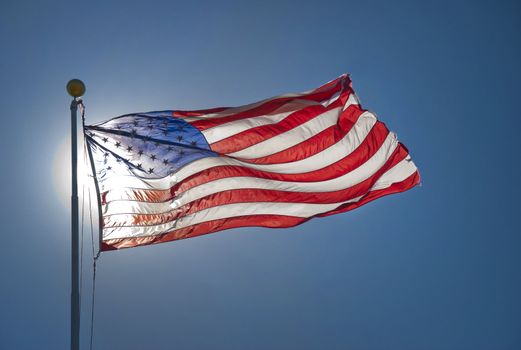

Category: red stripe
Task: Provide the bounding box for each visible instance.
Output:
[103,144,408,229]
[102,121,390,205]
[318,170,420,217]
[101,169,419,250]
[209,98,345,154]
[314,74,349,92]
[172,107,229,118]
[233,103,364,165]
[190,77,349,131]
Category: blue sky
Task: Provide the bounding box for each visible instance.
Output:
[1,0,520,349]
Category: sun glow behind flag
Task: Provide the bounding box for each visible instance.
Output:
[85,75,420,250]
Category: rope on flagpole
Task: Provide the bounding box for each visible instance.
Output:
[79,100,89,305]
[79,180,85,301]
[88,182,96,258]
[88,187,101,350]
[80,100,101,263]
[80,99,104,255]
[90,249,100,350]
[79,99,102,350]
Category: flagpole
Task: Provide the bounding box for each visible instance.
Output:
[67,79,86,350]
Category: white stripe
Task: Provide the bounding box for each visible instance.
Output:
[202,100,318,143]
[227,107,342,159]
[100,111,378,197]
[371,155,417,190]
[344,93,360,110]
[103,133,398,216]
[103,155,416,240]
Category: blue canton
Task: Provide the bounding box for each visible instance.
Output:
[84,111,216,185]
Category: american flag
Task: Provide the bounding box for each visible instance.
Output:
[85,74,420,250]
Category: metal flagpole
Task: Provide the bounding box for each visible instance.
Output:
[67,79,86,350]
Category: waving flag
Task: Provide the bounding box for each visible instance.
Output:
[85,74,420,250]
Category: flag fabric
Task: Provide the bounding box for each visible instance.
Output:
[85,74,420,250]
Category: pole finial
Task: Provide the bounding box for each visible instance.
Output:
[67,79,86,98]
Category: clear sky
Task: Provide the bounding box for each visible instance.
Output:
[1,0,520,349]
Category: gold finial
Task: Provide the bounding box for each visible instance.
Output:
[66,79,86,97]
